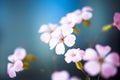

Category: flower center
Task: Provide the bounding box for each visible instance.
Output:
[71,53,76,57]
[98,58,104,64]
[60,37,64,42]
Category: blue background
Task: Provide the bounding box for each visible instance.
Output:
[0,0,120,80]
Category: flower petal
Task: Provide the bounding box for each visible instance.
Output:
[105,52,120,66]
[82,6,93,12]
[40,32,51,43]
[55,43,65,55]
[65,56,72,63]
[101,63,117,79]
[82,12,92,20]
[84,61,100,76]
[38,24,48,33]
[83,48,98,60]
[8,55,15,62]
[61,25,73,37]
[14,48,26,60]
[7,63,13,72]
[70,76,80,80]
[49,38,58,49]
[8,69,16,78]
[95,44,111,57]
[64,34,76,47]
[14,60,23,72]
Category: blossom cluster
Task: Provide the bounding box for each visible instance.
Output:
[7,48,26,78]
[39,6,120,79]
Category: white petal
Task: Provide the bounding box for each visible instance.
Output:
[96,44,111,57]
[8,55,15,62]
[82,6,93,12]
[83,48,98,60]
[38,24,48,33]
[51,27,62,38]
[49,23,57,30]
[82,12,92,20]
[14,60,23,72]
[55,43,65,55]
[101,63,117,79]
[7,63,13,72]
[84,61,100,76]
[64,34,76,47]
[14,48,27,60]
[49,38,58,49]
[8,69,16,78]
[105,52,120,66]
[61,25,73,37]
[65,56,72,63]
[40,32,51,43]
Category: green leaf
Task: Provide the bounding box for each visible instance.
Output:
[75,62,83,71]
[102,24,112,32]
[82,20,91,27]
[73,26,80,34]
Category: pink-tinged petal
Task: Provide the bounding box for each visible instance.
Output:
[8,69,16,78]
[38,24,48,33]
[14,60,23,72]
[70,76,80,80]
[51,27,62,38]
[51,70,69,80]
[40,32,51,43]
[105,52,120,66]
[7,63,13,72]
[8,55,15,62]
[101,63,117,79]
[82,12,92,20]
[55,43,65,55]
[95,44,111,57]
[64,34,76,47]
[83,48,98,60]
[49,23,57,30]
[14,48,26,60]
[116,25,120,30]
[65,56,72,63]
[113,12,120,23]
[61,25,73,37]
[82,6,93,12]
[49,38,58,49]
[84,61,100,76]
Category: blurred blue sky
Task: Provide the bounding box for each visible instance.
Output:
[0,0,120,80]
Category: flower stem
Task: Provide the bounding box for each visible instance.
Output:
[81,70,91,80]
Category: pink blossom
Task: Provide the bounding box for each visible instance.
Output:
[51,70,70,80]
[60,10,82,28]
[7,48,27,78]
[60,6,93,28]
[83,44,120,78]
[81,6,93,20]
[65,48,84,63]
[49,27,76,55]
[113,12,120,30]
[69,77,81,80]
[38,23,57,43]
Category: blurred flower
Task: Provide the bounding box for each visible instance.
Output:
[113,12,120,30]
[51,70,70,80]
[49,27,76,55]
[60,9,82,28]
[51,70,81,80]
[38,23,57,43]
[65,48,84,63]
[81,6,93,20]
[83,44,120,78]
[70,76,81,80]
[7,48,27,78]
